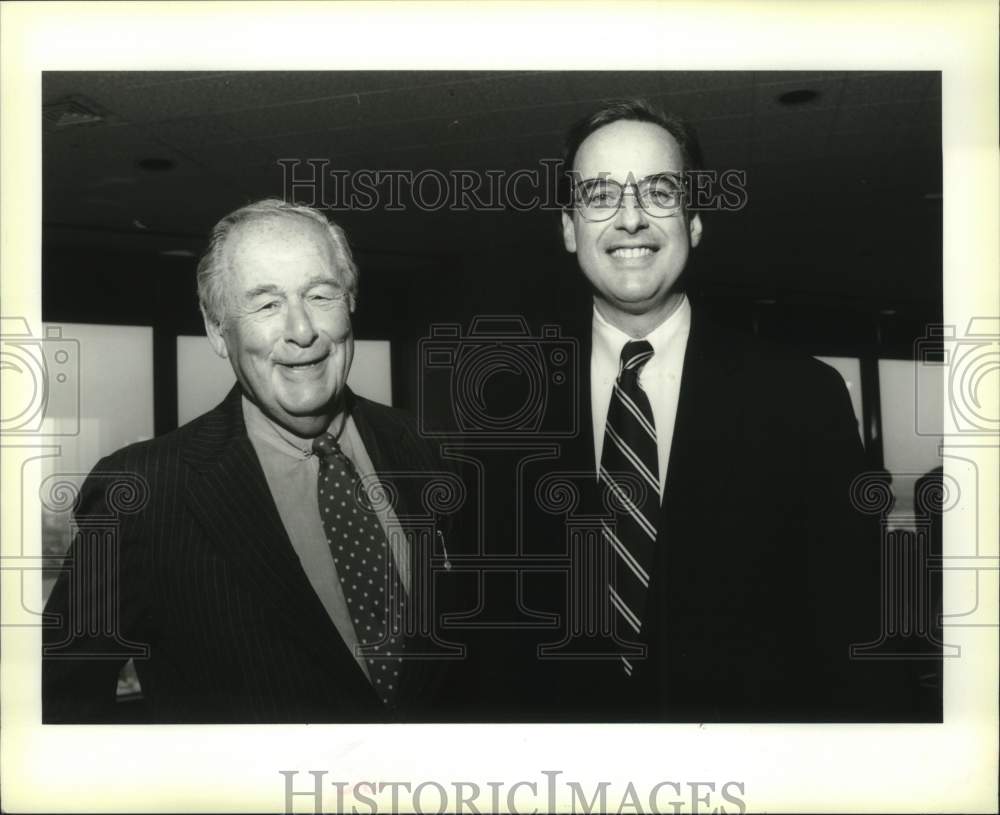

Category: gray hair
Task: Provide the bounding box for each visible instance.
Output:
[196,198,359,326]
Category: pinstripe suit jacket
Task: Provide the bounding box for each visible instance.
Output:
[43,386,464,723]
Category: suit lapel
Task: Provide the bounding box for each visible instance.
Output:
[350,393,457,709]
[659,312,743,524]
[181,387,380,707]
[642,312,745,695]
[558,312,597,475]
[350,391,423,516]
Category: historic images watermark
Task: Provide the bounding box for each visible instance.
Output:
[0,317,80,437]
[11,315,996,670]
[278,160,749,214]
[1,318,84,635]
[915,318,999,437]
[281,770,747,814]
[418,316,578,439]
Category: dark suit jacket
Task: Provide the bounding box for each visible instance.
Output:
[43,386,466,723]
[479,306,918,722]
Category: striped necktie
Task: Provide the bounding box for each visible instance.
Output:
[313,432,404,707]
[599,340,659,677]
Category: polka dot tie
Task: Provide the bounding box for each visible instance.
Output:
[312,433,404,706]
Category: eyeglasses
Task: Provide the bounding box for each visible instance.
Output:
[571,173,685,222]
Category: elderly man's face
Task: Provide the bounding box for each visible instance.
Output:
[562,120,702,330]
[205,214,354,438]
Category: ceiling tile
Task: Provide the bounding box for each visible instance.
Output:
[179,141,287,190]
[701,138,752,170]
[692,115,752,143]
[826,128,907,158]
[752,134,830,164]
[840,72,938,106]
[661,71,756,94]
[833,101,923,133]
[753,108,837,142]
[358,73,575,127]
[754,70,846,86]
[659,88,753,119]
[253,102,574,167]
[141,115,247,148]
[48,71,511,125]
[44,124,178,188]
[563,71,677,102]
[43,71,227,104]
[210,95,364,142]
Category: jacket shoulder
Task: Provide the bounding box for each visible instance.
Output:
[695,317,849,394]
[690,316,859,445]
[92,400,227,471]
[350,393,452,471]
[78,397,240,522]
[351,393,421,435]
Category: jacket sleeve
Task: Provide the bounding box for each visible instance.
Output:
[799,361,918,719]
[42,455,151,723]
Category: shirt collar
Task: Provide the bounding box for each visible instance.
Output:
[592,294,691,370]
[242,395,346,460]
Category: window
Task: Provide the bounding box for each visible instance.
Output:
[878,358,944,522]
[38,323,154,699]
[39,323,154,589]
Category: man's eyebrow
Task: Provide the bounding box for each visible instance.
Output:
[243,283,282,299]
[577,172,678,184]
[242,277,344,299]
[301,274,344,290]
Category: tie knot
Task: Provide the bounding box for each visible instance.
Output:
[620,340,654,374]
[311,432,342,461]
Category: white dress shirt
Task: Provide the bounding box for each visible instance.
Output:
[590,295,692,496]
[243,397,409,680]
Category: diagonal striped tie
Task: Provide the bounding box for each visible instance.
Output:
[600,340,659,677]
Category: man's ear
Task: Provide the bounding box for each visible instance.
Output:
[202,308,229,360]
[561,209,577,253]
[688,212,703,248]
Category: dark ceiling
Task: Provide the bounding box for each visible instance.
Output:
[42,70,942,334]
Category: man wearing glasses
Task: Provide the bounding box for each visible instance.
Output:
[516,100,909,721]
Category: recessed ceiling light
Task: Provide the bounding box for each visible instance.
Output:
[777,89,820,106]
[159,249,196,258]
[136,157,176,172]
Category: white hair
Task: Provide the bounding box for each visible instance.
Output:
[196,198,359,326]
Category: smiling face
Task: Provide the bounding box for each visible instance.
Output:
[204,213,354,438]
[562,120,702,336]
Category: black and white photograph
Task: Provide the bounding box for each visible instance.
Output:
[2,2,997,814]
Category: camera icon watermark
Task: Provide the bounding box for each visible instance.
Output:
[0,317,80,436]
[914,318,999,436]
[417,316,578,438]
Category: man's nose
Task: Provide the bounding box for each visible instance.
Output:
[614,192,649,232]
[284,300,318,346]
